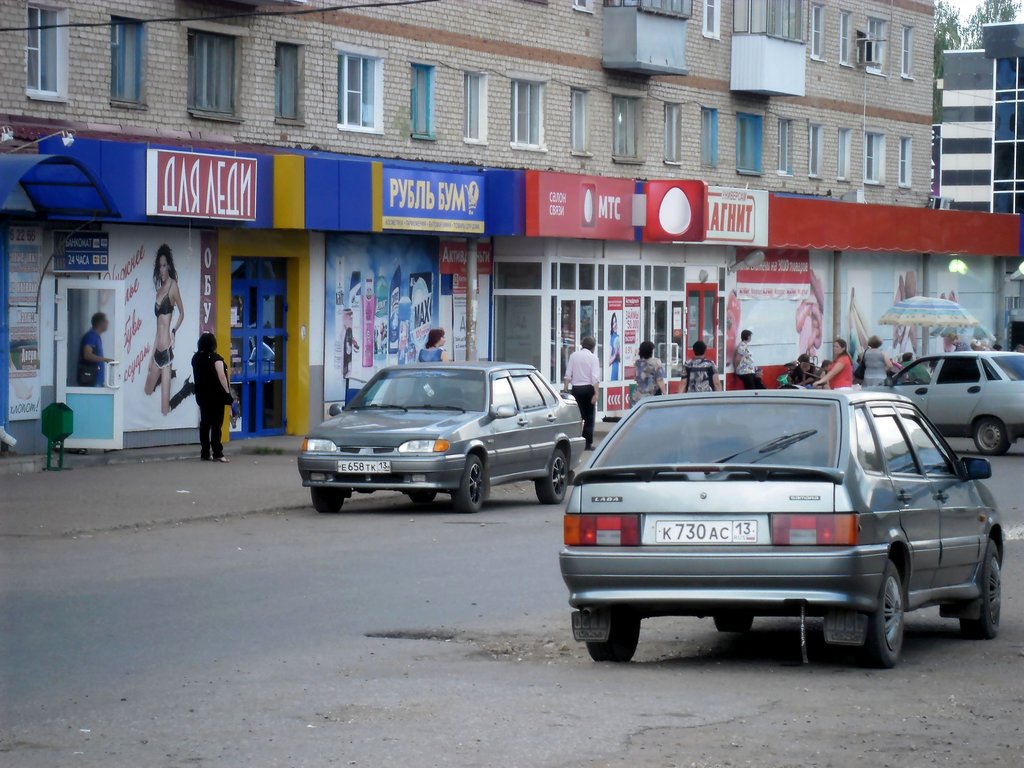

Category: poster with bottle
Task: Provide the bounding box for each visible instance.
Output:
[361,274,375,368]
[374,272,389,367]
[333,257,346,375]
[388,262,402,355]
[410,272,433,358]
[346,271,361,379]
[397,295,412,365]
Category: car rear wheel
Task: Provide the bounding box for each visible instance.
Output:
[860,559,904,669]
[973,416,1010,456]
[713,613,754,633]
[311,487,347,514]
[960,539,1001,640]
[452,455,485,514]
[585,607,640,663]
[407,490,438,504]
[535,447,568,505]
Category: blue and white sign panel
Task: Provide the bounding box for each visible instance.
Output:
[377,165,485,234]
[54,231,110,272]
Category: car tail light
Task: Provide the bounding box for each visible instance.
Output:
[564,515,640,546]
[771,514,858,546]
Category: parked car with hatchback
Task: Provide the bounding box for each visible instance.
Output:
[872,351,1024,455]
[298,362,584,513]
[559,390,1002,668]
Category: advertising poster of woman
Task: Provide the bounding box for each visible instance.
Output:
[143,244,194,415]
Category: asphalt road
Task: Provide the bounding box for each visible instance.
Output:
[1,441,1023,767]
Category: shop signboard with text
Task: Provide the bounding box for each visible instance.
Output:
[525,171,636,241]
[643,182,767,247]
[705,187,768,246]
[146,149,258,221]
[376,165,485,234]
[7,225,41,421]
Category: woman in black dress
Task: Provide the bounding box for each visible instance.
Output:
[191,333,233,462]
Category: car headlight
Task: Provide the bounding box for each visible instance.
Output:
[398,439,450,453]
[303,438,339,453]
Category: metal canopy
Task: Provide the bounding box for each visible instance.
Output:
[0,154,119,218]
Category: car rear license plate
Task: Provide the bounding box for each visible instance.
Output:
[571,608,610,642]
[337,460,391,474]
[653,520,758,544]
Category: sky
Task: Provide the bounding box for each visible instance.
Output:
[945,0,1024,22]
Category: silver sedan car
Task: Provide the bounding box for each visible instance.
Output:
[298,362,585,513]
[559,390,1003,668]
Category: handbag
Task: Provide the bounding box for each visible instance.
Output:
[853,356,866,381]
[77,360,97,386]
[221,385,235,406]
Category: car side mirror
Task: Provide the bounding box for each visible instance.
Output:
[961,456,991,481]
[328,403,343,417]
[492,404,517,419]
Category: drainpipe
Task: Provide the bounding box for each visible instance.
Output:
[465,238,478,362]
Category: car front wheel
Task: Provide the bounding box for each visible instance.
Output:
[311,487,347,514]
[452,455,485,514]
[535,447,568,505]
[860,559,904,669]
[961,538,1001,640]
[973,416,1010,455]
[586,607,640,663]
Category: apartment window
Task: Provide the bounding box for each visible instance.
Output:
[808,123,823,177]
[736,112,762,174]
[613,96,639,158]
[899,137,912,187]
[573,0,594,10]
[701,107,718,167]
[867,18,887,71]
[663,103,681,163]
[838,11,851,65]
[570,88,587,153]
[703,0,719,38]
[188,30,236,115]
[511,79,543,147]
[734,0,804,41]
[410,64,435,138]
[865,132,885,184]
[338,51,382,131]
[777,118,792,175]
[837,127,851,180]
[110,17,144,104]
[901,26,913,78]
[464,72,487,143]
[275,43,300,120]
[810,4,824,60]
[26,5,67,98]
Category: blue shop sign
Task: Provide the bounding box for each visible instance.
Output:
[376,165,485,234]
[54,231,110,272]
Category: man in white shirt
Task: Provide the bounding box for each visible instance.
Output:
[563,336,601,450]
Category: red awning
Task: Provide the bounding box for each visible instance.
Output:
[768,195,1021,257]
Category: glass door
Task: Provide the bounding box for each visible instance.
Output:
[685,282,719,364]
[230,259,287,436]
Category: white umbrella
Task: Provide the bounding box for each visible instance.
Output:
[878,295,980,327]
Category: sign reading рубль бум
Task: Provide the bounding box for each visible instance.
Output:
[376,166,485,234]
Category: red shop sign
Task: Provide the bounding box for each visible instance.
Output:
[643,180,706,242]
[439,239,493,275]
[146,149,258,221]
[525,171,636,241]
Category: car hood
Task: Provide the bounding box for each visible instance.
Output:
[309,409,477,447]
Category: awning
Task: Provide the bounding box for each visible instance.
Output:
[0,154,119,218]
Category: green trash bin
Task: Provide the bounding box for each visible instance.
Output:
[41,402,74,471]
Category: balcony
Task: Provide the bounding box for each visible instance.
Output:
[602,0,691,76]
[730,34,806,96]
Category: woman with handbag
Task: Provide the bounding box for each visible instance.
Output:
[631,340,667,406]
[191,332,234,463]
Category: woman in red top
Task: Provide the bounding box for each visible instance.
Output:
[814,339,854,390]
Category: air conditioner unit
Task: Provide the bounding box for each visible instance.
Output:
[856,32,879,68]
[930,196,953,210]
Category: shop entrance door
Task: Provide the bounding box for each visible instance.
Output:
[553,297,596,385]
[685,282,720,365]
[56,279,126,449]
[230,259,287,437]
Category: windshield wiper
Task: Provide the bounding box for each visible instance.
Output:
[408,404,466,412]
[348,404,408,412]
[713,429,819,464]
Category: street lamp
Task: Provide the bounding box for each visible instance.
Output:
[1,128,75,153]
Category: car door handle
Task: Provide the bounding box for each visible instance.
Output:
[516,418,529,427]
[546,413,558,422]
[914,387,928,395]
[934,491,949,503]
[967,386,981,394]
[896,489,913,504]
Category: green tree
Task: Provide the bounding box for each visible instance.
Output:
[962,0,1021,49]
[934,0,965,122]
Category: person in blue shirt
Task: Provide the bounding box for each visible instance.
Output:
[78,312,112,387]
[418,328,450,362]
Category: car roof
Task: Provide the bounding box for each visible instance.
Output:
[647,389,912,407]
[378,361,537,374]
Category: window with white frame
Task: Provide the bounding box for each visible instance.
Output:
[701,106,718,167]
[511,79,543,148]
[837,127,851,180]
[703,0,719,38]
[901,26,913,78]
[613,96,639,158]
[898,136,912,187]
[808,123,823,177]
[810,4,824,60]
[735,0,804,41]
[188,30,236,115]
[838,11,851,65]
[864,132,885,184]
[410,64,435,138]
[464,72,487,143]
[338,50,382,131]
[778,118,793,175]
[572,0,594,11]
[275,42,300,120]
[111,17,144,104]
[570,89,587,152]
[664,103,680,162]
[26,5,68,98]
[867,18,887,71]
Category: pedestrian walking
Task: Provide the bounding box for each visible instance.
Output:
[732,329,764,389]
[681,340,721,392]
[563,336,601,450]
[814,339,854,389]
[631,340,667,406]
[78,312,113,387]
[418,328,450,362]
[191,332,233,463]
[861,335,895,387]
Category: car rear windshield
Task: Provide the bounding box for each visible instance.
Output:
[993,355,1024,381]
[597,400,840,468]
[350,369,486,411]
